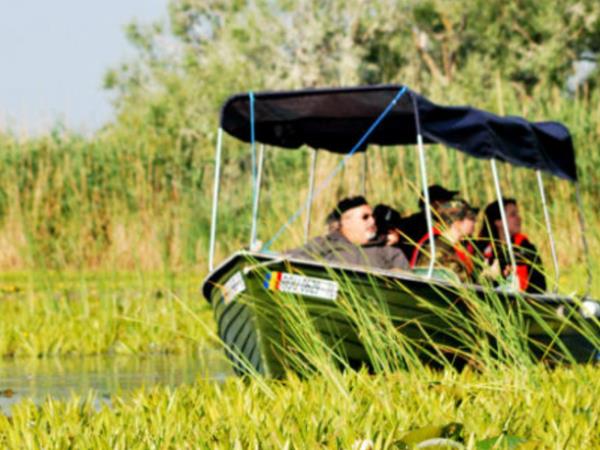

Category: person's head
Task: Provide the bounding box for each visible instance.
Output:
[325,210,340,233]
[373,204,402,246]
[481,198,520,240]
[418,184,459,211]
[438,199,479,241]
[331,196,376,245]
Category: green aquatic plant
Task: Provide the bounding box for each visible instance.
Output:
[0,366,598,448]
[0,272,214,357]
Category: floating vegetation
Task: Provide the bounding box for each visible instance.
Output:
[0,272,215,358]
[0,366,598,448]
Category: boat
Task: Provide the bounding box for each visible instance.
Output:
[202,85,599,377]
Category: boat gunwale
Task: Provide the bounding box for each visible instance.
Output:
[201,250,594,307]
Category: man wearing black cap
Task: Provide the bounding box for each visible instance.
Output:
[397,184,459,259]
[288,196,409,270]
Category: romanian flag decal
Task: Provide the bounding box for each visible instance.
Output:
[262,271,338,301]
[263,271,283,290]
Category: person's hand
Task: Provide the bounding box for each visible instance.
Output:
[499,265,521,291]
[480,259,501,279]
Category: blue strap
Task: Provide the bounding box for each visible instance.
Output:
[262,85,408,251]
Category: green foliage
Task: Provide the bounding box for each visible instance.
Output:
[0,0,598,282]
[0,272,213,357]
[0,367,598,448]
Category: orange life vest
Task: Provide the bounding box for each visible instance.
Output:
[483,233,530,291]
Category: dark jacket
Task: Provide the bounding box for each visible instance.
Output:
[288,231,409,271]
[396,211,428,259]
[476,233,546,293]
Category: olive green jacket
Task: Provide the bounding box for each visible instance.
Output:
[414,236,473,283]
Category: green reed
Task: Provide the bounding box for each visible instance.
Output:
[0,366,598,448]
[0,272,213,357]
[0,85,598,282]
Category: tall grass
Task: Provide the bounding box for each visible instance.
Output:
[0,86,598,295]
[249,265,598,377]
[0,272,213,357]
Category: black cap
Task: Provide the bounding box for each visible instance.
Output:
[373,204,402,232]
[418,185,459,210]
[329,196,368,221]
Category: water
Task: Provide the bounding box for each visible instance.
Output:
[0,349,233,415]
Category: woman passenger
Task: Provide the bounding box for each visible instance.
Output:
[478,198,546,293]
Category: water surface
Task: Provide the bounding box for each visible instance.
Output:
[0,349,232,414]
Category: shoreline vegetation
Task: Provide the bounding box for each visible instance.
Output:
[0,1,599,447]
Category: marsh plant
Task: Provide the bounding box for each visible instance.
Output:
[0,1,599,447]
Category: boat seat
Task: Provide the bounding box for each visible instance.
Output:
[411,266,461,283]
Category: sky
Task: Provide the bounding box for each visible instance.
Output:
[0,1,168,135]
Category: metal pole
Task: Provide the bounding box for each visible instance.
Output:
[250,144,265,250]
[411,92,435,277]
[536,170,559,293]
[209,128,223,272]
[417,136,435,278]
[304,149,318,243]
[575,182,592,298]
[361,151,368,197]
[490,159,517,276]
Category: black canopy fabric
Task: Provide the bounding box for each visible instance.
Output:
[220,85,577,181]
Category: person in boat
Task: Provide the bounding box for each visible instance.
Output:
[325,209,341,233]
[477,198,546,293]
[396,184,460,259]
[373,204,403,246]
[410,199,478,283]
[288,196,409,270]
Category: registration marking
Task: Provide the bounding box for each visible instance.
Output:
[263,271,338,301]
[222,271,246,304]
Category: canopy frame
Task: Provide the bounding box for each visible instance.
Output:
[209,85,593,295]
[209,128,223,272]
[304,149,319,243]
[536,170,560,293]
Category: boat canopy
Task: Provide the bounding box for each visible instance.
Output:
[220,85,577,181]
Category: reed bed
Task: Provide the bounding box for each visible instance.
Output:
[0,60,599,448]
[0,85,598,282]
[0,246,597,448]
[0,272,213,357]
[0,366,598,448]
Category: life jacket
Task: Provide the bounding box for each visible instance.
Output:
[483,233,530,291]
[410,228,474,274]
[513,233,530,291]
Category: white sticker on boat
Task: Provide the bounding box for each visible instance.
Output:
[264,271,338,301]
[222,271,246,304]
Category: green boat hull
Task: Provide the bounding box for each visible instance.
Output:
[203,252,599,377]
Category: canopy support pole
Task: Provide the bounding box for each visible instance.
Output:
[490,159,517,279]
[536,170,559,293]
[361,152,368,196]
[262,86,408,251]
[250,144,265,250]
[209,128,223,272]
[304,149,318,243]
[411,93,435,278]
[575,182,592,298]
